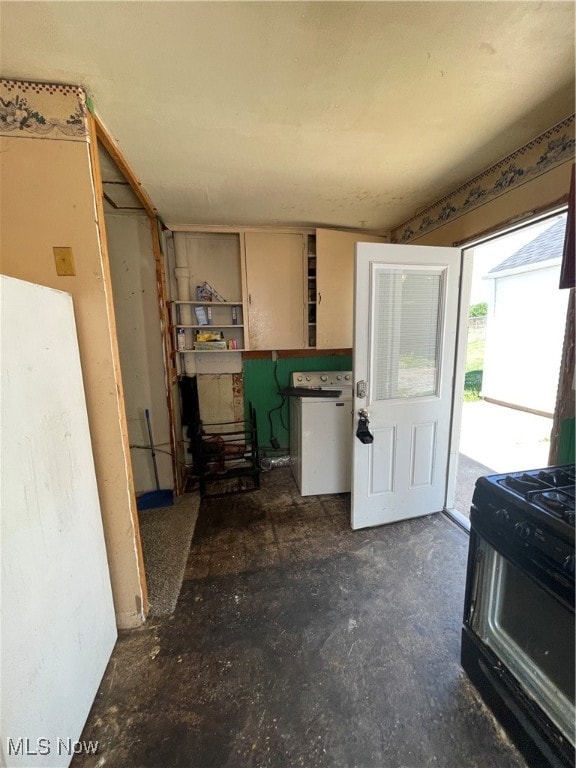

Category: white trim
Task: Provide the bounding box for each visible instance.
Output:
[483,257,562,281]
[445,250,473,511]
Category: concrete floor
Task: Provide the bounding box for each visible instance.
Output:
[454,401,554,519]
[73,469,526,768]
[459,401,552,474]
[453,454,494,520]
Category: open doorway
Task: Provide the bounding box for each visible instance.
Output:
[453,212,569,519]
[96,137,200,617]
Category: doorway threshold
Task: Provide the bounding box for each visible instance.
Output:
[443,507,471,533]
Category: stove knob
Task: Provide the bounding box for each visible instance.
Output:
[320,375,328,382]
[344,374,351,381]
[562,553,575,577]
[495,508,510,522]
[336,375,342,380]
[306,376,311,382]
[296,376,302,382]
[514,521,532,539]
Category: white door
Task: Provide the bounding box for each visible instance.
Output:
[351,243,462,530]
[1,276,117,768]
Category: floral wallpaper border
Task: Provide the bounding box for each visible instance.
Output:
[392,115,575,243]
[0,79,88,140]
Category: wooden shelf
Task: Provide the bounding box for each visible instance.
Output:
[175,324,244,329]
[171,283,245,363]
[178,348,245,353]
[307,233,317,349]
[172,300,243,306]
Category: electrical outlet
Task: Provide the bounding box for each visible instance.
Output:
[53,246,75,276]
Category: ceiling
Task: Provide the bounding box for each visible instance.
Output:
[1,1,574,231]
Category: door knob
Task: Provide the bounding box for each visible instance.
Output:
[356,411,374,444]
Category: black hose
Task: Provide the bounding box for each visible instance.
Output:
[273,358,289,431]
[267,358,289,446]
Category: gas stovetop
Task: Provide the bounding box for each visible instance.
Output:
[471,465,575,582]
[497,466,575,526]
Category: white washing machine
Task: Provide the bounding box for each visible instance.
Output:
[289,371,353,496]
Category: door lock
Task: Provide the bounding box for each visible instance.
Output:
[356,408,374,444]
[356,379,367,399]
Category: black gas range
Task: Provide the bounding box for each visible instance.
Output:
[469,465,575,606]
[462,465,575,768]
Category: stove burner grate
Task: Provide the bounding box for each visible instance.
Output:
[494,465,576,528]
[537,469,574,488]
[501,473,547,495]
[529,490,575,523]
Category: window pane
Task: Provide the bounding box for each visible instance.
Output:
[499,560,575,705]
[373,269,442,400]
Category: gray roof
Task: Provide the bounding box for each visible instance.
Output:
[488,218,566,275]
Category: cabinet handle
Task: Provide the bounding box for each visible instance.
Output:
[248,293,252,305]
[318,292,322,304]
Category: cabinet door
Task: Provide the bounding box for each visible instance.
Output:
[316,229,387,349]
[244,232,305,350]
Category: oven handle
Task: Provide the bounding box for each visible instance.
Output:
[468,547,485,623]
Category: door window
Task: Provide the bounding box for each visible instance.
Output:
[372,267,444,400]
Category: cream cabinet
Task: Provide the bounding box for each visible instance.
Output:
[244,232,305,350]
[315,228,387,349]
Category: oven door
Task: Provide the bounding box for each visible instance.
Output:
[468,536,575,746]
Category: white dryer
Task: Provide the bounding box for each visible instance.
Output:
[289,371,353,496]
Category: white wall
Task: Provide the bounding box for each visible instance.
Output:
[105,212,173,492]
[1,277,117,768]
[482,263,569,414]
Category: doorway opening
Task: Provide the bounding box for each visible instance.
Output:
[452,211,569,522]
[97,137,199,618]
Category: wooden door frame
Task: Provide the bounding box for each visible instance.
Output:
[445,207,573,521]
[91,113,180,495]
[444,249,473,522]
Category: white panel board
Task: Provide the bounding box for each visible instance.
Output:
[0,276,117,768]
